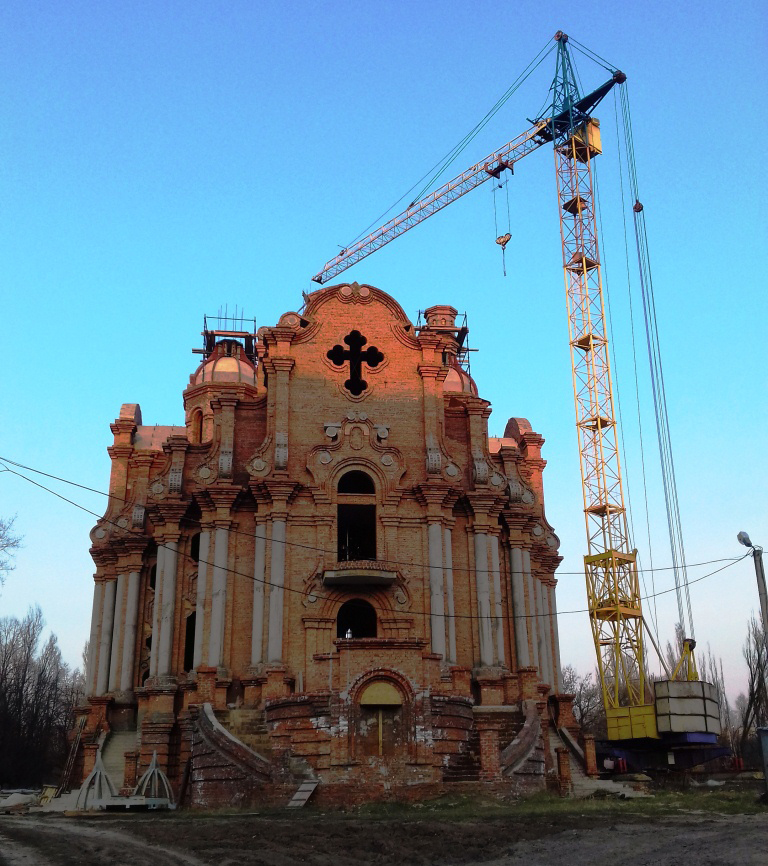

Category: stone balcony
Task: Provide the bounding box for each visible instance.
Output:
[321,560,398,587]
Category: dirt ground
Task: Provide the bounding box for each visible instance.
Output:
[0,793,766,866]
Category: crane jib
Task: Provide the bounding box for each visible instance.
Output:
[311,73,622,286]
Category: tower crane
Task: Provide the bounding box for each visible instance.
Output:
[312,33,726,764]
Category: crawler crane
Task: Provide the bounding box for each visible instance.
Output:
[312,33,727,768]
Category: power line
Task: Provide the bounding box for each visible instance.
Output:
[0,455,741,577]
[0,458,749,626]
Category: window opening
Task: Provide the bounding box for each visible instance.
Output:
[191,410,203,444]
[149,564,157,591]
[336,598,377,639]
[190,533,201,563]
[327,330,384,396]
[338,504,376,561]
[183,612,196,672]
[338,470,375,494]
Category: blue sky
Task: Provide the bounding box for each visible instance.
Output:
[1,2,765,700]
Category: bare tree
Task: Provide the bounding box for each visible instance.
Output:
[661,622,686,679]
[0,515,22,585]
[737,616,768,760]
[0,607,83,786]
[562,664,606,737]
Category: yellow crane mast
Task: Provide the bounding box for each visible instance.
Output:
[313,33,722,755]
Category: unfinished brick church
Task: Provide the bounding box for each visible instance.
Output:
[76,281,588,807]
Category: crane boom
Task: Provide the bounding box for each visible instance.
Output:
[312,74,620,287]
[312,122,548,285]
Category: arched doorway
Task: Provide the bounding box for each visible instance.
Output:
[358,680,404,757]
[336,598,377,639]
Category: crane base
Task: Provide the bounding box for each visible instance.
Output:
[598,732,730,773]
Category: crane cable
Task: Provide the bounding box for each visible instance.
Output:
[612,86,661,640]
[342,39,556,251]
[618,83,696,641]
[591,152,661,644]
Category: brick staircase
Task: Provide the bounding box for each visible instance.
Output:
[443,727,482,782]
[219,708,273,760]
[550,728,650,799]
[444,707,528,782]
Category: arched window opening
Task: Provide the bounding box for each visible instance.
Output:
[190,409,203,444]
[183,612,196,672]
[190,533,201,563]
[337,598,377,639]
[337,470,376,561]
[338,470,375,494]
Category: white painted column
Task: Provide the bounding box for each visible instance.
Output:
[549,583,563,692]
[510,547,530,667]
[251,522,267,666]
[95,580,117,696]
[208,526,230,669]
[120,571,141,692]
[443,527,457,663]
[107,574,126,692]
[157,539,178,677]
[85,581,104,697]
[267,518,286,663]
[473,530,494,666]
[537,579,553,687]
[192,529,211,669]
[149,546,165,678]
[489,535,505,666]
[523,549,540,673]
[428,522,447,658]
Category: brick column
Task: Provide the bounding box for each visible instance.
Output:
[208,523,230,668]
[522,549,540,673]
[549,582,563,692]
[251,519,267,665]
[95,579,117,696]
[192,527,211,669]
[120,571,141,693]
[537,578,553,688]
[489,533,505,666]
[556,746,572,796]
[518,667,539,700]
[149,544,165,678]
[428,520,447,658]
[476,717,502,781]
[582,733,599,777]
[267,516,287,662]
[473,530,494,666]
[509,546,530,667]
[157,536,179,677]
[107,573,126,693]
[443,526,457,663]
[85,580,104,697]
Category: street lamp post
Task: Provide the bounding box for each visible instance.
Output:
[738,532,768,656]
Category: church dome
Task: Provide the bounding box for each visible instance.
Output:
[192,340,256,385]
[443,362,478,395]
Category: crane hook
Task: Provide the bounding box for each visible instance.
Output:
[496,233,512,277]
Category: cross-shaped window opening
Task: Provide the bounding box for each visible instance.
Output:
[327,330,384,396]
